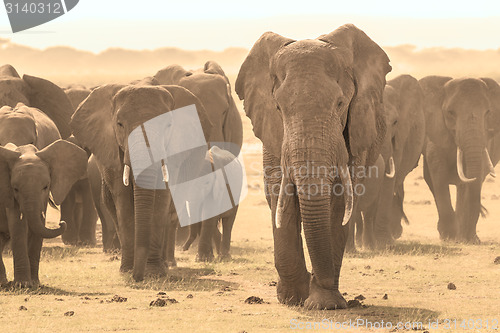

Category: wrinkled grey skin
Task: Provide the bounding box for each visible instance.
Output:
[0,137,87,287]
[420,76,500,243]
[71,84,213,281]
[349,74,426,250]
[154,61,243,262]
[236,24,391,310]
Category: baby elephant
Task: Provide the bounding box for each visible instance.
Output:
[0,141,87,287]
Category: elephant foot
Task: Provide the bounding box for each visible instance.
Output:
[196,252,215,262]
[62,238,79,246]
[374,236,395,250]
[182,243,191,251]
[13,279,33,289]
[217,253,232,262]
[166,258,177,268]
[145,262,168,278]
[276,271,310,306]
[119,261,133,273]
[344,243,357,254]
[0,277,8,287]
[303,278,347,310]
[78,239,97,247]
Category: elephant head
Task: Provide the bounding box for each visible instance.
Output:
[420,76,500,182]
[64,87,92,113]
[0,141,87,238]
[0,103,61,149]
[236,24,390,308]
[0,64,74,139]
[70,83,212,281]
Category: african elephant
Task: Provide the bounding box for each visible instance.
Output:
[0,106,87,287]
[420,76,500,243]
[59,87,100,246]
[71,84,213,281]
[351,74,425,250]
[180,145,244,261]
[235,24,391,309]
[0,64,95,246]
[154,61,243,261]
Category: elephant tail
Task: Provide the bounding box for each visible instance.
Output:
[480,204,489,218]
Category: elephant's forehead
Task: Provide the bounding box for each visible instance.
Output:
[12,159,50,183]
[0,78,29,107]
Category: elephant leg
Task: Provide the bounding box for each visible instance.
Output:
[425,146,456,240]
[61,189,78,245]
[373,176,396,248]
[183,223,200,251]
[363,208,376,250]
[389,183,405,239]
[78,180,98,246]
[263,149,309,306]
[27,230,42,287]
[0,233,7,285]
[196,217,218,262]
[7,208,31,286]
[164,197,177,267]
[212,222,222,256]
[111,188,134,272]
[101,182,120,252]
[219,206,238,260]
[456,183,482,243]
[354,210,363,247]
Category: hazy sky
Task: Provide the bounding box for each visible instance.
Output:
[1,0,500,51]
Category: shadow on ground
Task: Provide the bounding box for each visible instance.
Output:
[0,283,109,296]
[346,241,464,258]
[125,266,240,292]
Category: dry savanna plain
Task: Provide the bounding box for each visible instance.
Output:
[0,73,499,333]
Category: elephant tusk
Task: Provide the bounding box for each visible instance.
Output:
[484,148,496,178]
[275,176,286,229]
[385,156,395,178]
[20,213,23,221]
[123,165,130,186]
[340,166,354,226]
[161,162,169,182]
[185,201,191,218]
[456,149,476,183]
[41,211,45,221]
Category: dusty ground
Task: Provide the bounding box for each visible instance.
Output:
[1,88,499,333]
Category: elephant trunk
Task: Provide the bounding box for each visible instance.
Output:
[457,121,486,182]
[132,167,158,282]
[25,207,66,239]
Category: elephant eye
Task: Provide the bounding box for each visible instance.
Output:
[13,187,18,192]
[448,110,456,118]
[117,122,124,128]
[43,185,48,191]
[393,120,398,125]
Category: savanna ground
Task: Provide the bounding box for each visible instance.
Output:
[1,78,500,333]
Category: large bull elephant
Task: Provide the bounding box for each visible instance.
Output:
[235,24,391,310]
[154,61,243,261]
[0,104,87,287]
[351,74,426,249]
[420,76,500,243]
[71,84,213,281]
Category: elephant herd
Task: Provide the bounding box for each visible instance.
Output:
[0,23,499,311]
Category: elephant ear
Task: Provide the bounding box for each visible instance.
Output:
[0,64,20,78]
[36,140,88,205]
[70,84,126,169]
[154,65,189,85]
[22,74,73,139]
[418,76,453,147]
[161,85,213,142]
[480,78,500,136]
[204,61,227,78]
[0,145,21,208]
[235,32,295,158]
[318,24,392,162]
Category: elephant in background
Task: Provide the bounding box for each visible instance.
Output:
[180,145,244,261]
[236,24,391,309]
[350,74,425,250]
[0,64,96,246]
[71,84,213,281]
[0,107,87,287]
[420,76,500,243]
[154,61,243,261]
[59,87,101,246]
